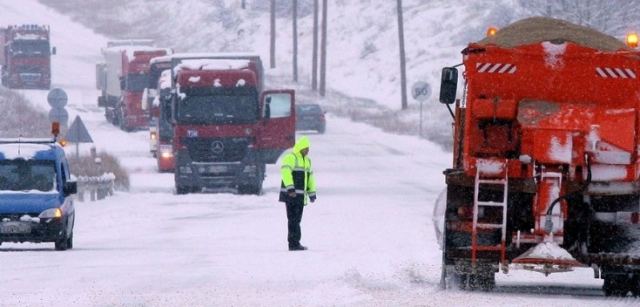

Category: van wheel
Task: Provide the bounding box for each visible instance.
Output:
[66,233,74,250]
[55,232,70,251]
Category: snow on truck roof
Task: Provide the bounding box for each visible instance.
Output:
[0,140,60,161]
[477,17,628,51]
[174,59,251,73]
[150,52,260,65]
[102,45,171,59]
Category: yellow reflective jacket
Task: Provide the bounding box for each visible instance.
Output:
[279,136,316,204]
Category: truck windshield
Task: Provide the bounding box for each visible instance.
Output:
[10,40,50,56]
[126,73,149,92]
[0,160,56,192]
[177,95,258,124]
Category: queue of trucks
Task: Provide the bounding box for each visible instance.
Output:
[96,43,296,195]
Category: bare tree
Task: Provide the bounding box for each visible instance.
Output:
[270,0,276,68]
[312,0,319,90]
[319,0,328,96]
[293,0,298,82]
[397,0,408,110]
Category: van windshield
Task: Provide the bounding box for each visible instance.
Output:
[0,160,56,192]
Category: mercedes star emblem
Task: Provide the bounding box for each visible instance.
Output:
[211,141,224,154]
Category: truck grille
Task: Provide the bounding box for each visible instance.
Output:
[183,137,249,162]
[19,73,42,83]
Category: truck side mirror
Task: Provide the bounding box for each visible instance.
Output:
[439,67,458,104]
[51,46,56,55]
[63,181,77,196]
[264,97,271,120]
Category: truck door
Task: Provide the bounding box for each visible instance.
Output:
[256,90,296,163]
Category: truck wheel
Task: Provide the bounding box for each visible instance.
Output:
[176,186,190,195]
[238,184,260,195]
[631,274,640,297]
[468,272,495,291]
[441,264,465,290]
[603,275,630,297]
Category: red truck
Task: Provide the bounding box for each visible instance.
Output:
[0,24,55,89]
[169,54,295,194]
[96,42,170,131]
[148,56,174,171]
[439,17,640,295]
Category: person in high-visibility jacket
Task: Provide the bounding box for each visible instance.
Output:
[279,136,316,251]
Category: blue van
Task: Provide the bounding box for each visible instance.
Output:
[0,138,77,250]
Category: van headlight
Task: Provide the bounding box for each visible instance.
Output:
[39,208,62,219]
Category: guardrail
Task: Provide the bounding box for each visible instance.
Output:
[76,173,115,202]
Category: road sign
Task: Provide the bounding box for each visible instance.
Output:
[411,81,431,102]
[48,107,69,126]
[47,88,68,108]
[66,116,93,143]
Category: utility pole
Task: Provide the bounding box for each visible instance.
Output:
[293,0,298,82]
[319,0,328,96]
[311,0,319,90]
[396,0,408,110]
[270,0,276,68]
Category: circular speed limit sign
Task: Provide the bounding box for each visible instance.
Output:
[411,81,431,102]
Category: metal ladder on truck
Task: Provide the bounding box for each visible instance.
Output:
[471,161,508,268]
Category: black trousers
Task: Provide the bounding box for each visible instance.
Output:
[286,199,304,247]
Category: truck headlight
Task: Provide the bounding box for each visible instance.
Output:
[179,166,193,174]
[39,208,62,219]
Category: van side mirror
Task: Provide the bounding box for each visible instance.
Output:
[63,181,77,196]
[439,67,458,104]
[51,46,57,55]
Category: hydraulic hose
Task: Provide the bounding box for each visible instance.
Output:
[544,153,592,233]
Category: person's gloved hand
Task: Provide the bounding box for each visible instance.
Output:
[309,194,316,203]
[288,188,296,198]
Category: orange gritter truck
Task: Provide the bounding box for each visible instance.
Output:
[438,17,640,296]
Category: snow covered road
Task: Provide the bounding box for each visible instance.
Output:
[0,1,639,306]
